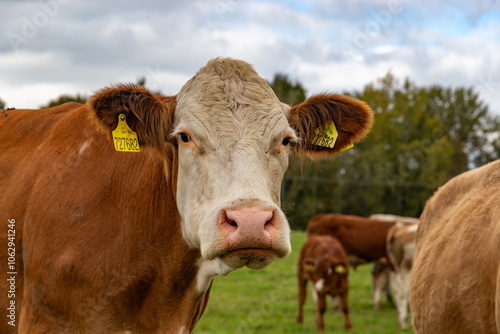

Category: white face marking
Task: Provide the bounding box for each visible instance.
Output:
[196,258,234,293]
[314,278,325,292]
[172,59,293,269]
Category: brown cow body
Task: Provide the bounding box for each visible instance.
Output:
[1,102,210,333]
[296,235,352,332]
[307,214,395,265]
[0,58,373,333]
[410,160,500,333]
[369,213,419,320]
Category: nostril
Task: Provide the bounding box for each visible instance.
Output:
[222,206,276,232]
[221,210,238,229]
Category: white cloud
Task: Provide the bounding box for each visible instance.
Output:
[0,0,499,115]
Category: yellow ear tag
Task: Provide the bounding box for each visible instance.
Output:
[335,265,347,274]
[304,263,315,271]
[112,114,140,152]
[311,121,338,148]
[339,142,354,153]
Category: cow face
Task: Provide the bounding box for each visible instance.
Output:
[304,257,348,295]
[89,58,373,275]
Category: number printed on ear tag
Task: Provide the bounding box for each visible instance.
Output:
[311,121,338,148]
[112,114,140,152]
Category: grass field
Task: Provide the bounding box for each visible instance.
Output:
[195,231,414,334]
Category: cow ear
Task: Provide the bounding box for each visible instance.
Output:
[88,84,175,149]
[288,93,373,159]
[334,264,347,274]
[304,258,316,271]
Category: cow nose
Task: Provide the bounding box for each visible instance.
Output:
[215,204,291,269]
[220,205,277,244]
[223,206,274,230]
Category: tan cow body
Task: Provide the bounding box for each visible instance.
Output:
[410,160,500,333]
[0,58,373,333]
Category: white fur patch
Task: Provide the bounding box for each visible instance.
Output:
[196,258,234,293]
[78,139,92,155]
[406,224,418,233]
[312,287,318,303]
[314,279,325,292]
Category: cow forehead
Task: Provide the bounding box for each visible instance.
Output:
[174,58,291,143]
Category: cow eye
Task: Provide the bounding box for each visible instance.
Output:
[180,133,190,143]
[282,137,291,146]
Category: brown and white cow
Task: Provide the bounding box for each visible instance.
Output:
[369,213,419,312]
[0,58,373,333]
[410,160,500,334]
[386,221,418,329]
[296,234,352,332]
[306,213,395,309]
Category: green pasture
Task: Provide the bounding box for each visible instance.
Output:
[196,231,414,333]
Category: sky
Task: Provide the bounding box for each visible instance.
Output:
[1,0,499,115]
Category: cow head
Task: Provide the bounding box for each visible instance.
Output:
[303,256,349,295]
[89,58,373,277]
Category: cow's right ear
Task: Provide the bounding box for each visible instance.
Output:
[288,93,374,160]
[88,84,176,149]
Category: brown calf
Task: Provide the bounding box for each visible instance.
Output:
[307,213,395,309]
[296,235,352,332]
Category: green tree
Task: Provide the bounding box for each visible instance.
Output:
[0,98,5,110]
[41,93,87,108]
[279,71,500,229]
[347,73,500,217]
[269,73,306,106]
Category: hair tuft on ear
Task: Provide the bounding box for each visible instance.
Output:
[87,84,175,149]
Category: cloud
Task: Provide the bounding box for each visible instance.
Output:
[0,0,499,115]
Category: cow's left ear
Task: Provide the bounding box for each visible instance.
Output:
[288,93,373,159]
[88,84,176,149]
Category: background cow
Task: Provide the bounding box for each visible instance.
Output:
[306,213,395,309]
[0,58,373,333]
[386,221,418,329]
[410,160,500,333]
[296,234,352,332]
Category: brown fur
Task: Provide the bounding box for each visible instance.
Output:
[0,102,206,333]
[296,235,352,332]
[410,160,500,333]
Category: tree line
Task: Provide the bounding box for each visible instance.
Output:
[273,73,500,229]
[2,74,498,230]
